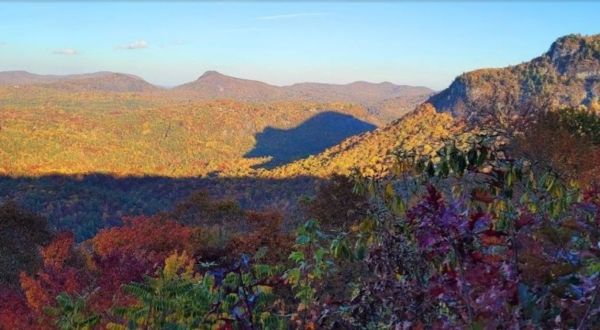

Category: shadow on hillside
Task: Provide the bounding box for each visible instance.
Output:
[245,111,376,169]
[0,174,323,242]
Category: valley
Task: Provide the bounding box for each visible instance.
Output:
[2,34,599,240]
[0,23,599,329]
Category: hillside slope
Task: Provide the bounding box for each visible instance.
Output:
[268,104,458,178]
[270,34,600,179]
[0,90,380,176]
[0,71,64,85]
[173,71,285,101]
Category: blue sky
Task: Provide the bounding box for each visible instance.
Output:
[0,2,598,90]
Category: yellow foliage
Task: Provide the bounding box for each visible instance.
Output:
[163,251,196,280]
[270,103,461,178]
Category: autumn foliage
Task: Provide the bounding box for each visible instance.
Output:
[91,216,197,259]
[0,107,599,329]
[512,109,600,184]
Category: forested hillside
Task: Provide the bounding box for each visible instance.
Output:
[2,105,599,328]
[1,34,599,329]
[0,90,380,176]
[270,104,459,178]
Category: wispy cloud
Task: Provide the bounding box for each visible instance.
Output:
[257,12,327,21]
[118,40,148,50]
[53,48,78,55]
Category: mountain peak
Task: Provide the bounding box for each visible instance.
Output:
[428,33,600,119]
[198,70,226,80]
[546,34,599,59]
[545,34,600,74]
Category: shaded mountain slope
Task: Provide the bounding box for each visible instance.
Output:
[0,94,380,177]
[245,111,376,168]
[0,173,320,240]
[268,104,458,178]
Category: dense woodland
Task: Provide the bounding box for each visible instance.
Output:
[1,34,600,329]
[0,90,381,176]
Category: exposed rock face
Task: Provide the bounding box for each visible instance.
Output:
[428,34,600,120]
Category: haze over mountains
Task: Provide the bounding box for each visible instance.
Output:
[8,33,598,129]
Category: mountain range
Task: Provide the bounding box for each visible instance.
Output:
[0,69,433,122]
[1,33,599,241]
[1,33,598,181]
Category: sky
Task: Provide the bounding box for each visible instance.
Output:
[0,2,598,90]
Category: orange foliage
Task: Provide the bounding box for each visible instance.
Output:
[16,233,89,323]
[91,216,198,259]
[20,266,85,315]
[41,232,74,269]
[18,272,51,314]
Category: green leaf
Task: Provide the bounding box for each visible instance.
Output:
[289,251,305,263]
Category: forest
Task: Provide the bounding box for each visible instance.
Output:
[1,105,599,329]
[1,32,600,329]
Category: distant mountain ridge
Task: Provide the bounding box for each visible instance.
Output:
[0,71,159,92]
[173,70,284,101]
[428,33,600,120]
[173,70,433,120]
[0,70,433,121]
[47,72,159,93]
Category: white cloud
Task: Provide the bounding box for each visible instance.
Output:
[118,40,148,50]
[53,48,78,55]
[257,12,327,21]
